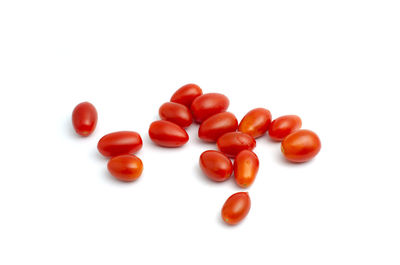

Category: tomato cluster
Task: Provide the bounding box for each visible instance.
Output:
[72,83,321,226]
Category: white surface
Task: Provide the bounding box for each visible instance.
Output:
[1,1,399,264]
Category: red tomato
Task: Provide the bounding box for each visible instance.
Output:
[234,150,259,188]
[281,129,321,162]
[199,150,233,182]
[159,102,193,128]
[72,102,98,136]
[238,108,271,138]
[217,132,256,158]
[190,93,229,123]
[148,120,189,147]
[170,83,203,107]
[221,192,251,225]
[98,131,143,157]
[269,115,302,141]
[198,112,238,142]
[107,154,143,182]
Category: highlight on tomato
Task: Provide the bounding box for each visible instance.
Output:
[159,102,193,128]
[234,150,259,188]
[148,120,189,147]
[198,112,238,142]
[238,108,271,138]
[217,132,256,158]
[190,93,229,123]
[170,83,203,107]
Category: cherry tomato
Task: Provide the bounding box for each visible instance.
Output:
[234,150,259,188]
[148,120,189,147]
[98,131,143,157]
[190,93,229,123]
[198,112,238,142]
[159,102,193,128]
[199,150,233,182]
[72,102,98,136]
[281,129,321,162]
[221,192,251,225]
[217,132,256,158]
[269,115,302,141]
[170,83,203,107]
[238,108,271,138]
[107,154,143,182]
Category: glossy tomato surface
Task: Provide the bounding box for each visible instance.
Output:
[98,131,143,157]
[269,115,302,141]
[234,150,259,188]
[198,112,238,142]
[281,129,321,162]
[199,150,233,182]
[72,102,98,136]
[159,102,193,128]
[217,132,256,158]
[221,192,251,225]
[107,154,143,182]
[238,108,271,138]
[190,93,229,123]
[170,83,203,107]
[148,120,189,147]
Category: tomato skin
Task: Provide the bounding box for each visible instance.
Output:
[269,115,302,141]
[190,93,229,123]
[72,102,98,136]
[238,108,271,138]
[198,112,238,142]
[199,150,233,182]
[170,83,203,107]
[107,154,143,182]
[98,131,143,157]
[234,150,259,188]
[148,120,189,147]
[221,192,251,225]
[159,102,193,128]
[281,129,321,162]
[217,132,256,158]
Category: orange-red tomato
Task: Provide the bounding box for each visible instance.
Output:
[190,93,229,123]
[221,192,251,225]
[281,129,321,162]
[159,102,193,128]
[98,131,143,157]
[170,83,203,107]
[107,154,143,182]
[238,108,271,138]
[217,132,256,158]
[198,112,238,142]
[234,150,259,188]
[148,120,189,147]
[269,115,302,141]
[72,102,98,136]
[199,150,233,182]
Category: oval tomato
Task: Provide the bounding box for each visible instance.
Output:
[234,150,259,188]
[148,120,189,147]
[281,129,321,162]
[107,154,143,182]
[269,115,302,141]
[98,131,143,157]
[190,93,229,123]
[159,102,193,128]
[72,102,98,136]
[199,150,233,182]
[198,112,238,142]
[217,132,256,158]
[170,83,203,107]
[221,192,251,225]
[238,108,271,138]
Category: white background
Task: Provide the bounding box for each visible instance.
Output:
[0,1,399,264]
